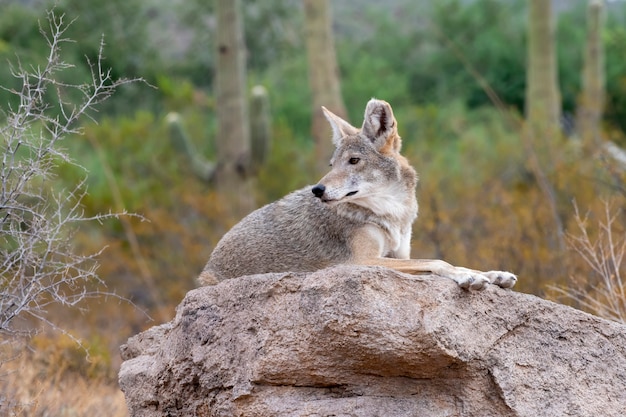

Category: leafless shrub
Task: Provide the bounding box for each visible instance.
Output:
[551,201,626,323]
[0,11,141,347]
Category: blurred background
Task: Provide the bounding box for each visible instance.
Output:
[1,0,625,414]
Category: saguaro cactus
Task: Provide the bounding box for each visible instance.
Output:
[167,86,271,182]
[303,0,348,174]
[524,0,564,250]
[525,0,562,143]
[214,0,252,216]
[167,113,215,182]
[168,0,272,218]
[578,0,606,150]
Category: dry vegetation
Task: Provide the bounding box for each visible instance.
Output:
[550,201,626,322]
[1,336,127,417]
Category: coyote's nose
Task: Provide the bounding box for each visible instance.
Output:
[312,184,326,198]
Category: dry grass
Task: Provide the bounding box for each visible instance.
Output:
[0,341,128,417]
[551,200,626,323]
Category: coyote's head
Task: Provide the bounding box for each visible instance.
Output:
[312,99,417,217]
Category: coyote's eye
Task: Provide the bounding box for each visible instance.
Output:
[348,157,360,165]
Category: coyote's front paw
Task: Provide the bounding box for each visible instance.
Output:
[484,271,517,289]
[450,270,490,291]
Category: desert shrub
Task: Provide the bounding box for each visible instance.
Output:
[550,201,626,323]
[0,11,140,346]
[0,10,143,415]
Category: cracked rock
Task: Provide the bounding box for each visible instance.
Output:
[119,265,626,416]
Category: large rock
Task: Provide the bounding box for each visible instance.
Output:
[119,265,626,416]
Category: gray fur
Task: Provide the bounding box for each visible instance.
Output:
[200,99,517,290]
[207,188,368,281]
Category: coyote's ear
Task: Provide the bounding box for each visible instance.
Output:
[361,99,401,153]
[322,106,358,146]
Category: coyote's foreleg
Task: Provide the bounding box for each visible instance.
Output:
[361,258,516,290]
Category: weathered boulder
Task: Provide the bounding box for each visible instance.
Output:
[119,265,626,416]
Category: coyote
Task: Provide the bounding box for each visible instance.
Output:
[199,99,517,290]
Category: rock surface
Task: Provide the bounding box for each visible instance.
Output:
[119,265,626,416]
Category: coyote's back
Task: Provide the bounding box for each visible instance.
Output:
[200,99,517,290]
[205,188,357,281]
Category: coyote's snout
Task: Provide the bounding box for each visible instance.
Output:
[199,99,517,290]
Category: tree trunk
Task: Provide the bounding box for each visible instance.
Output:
[578,0,605,150]
[303,0,347,175]
[214,0,254,217]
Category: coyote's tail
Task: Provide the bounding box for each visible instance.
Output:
[198,270,219,286]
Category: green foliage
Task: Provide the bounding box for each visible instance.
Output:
[406,0,527,110]
[156,75,196,110]
[53,0,159,79]
[0,4,41,50]
[0,2,157,119]
[242,0,302,71]
[61,112,176,213]
[337,5,415,118]
[254,52,312,144]
[255,120,313,204]
[2,1,625,131]
[0,5,48,113]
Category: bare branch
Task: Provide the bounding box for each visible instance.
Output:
[551,200,626,323]
[0,10,146,348]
